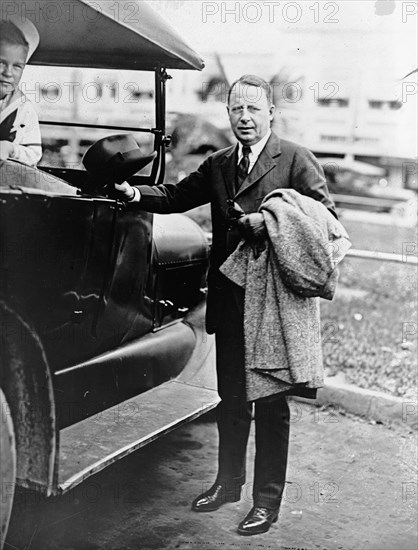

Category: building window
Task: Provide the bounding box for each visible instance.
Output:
[368,100,402,110]
[320,135,348,142]
[318,98,349,108]
[354,137,379,144]
[42,85,60,100]
[389,100,402,110]
[369,100,383,109]
[109,84,118,99]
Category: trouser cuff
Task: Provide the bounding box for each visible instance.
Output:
[214,476,244,498]
[253,496,282,510]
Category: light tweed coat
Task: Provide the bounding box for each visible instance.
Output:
[220,189,351,401]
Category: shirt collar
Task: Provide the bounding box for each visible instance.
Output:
[238,128,272,160]
[0,89,22,111]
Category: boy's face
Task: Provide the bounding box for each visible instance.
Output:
[0,42,27,99]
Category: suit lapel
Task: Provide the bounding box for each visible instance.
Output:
[220,145,238,200]
[235,133,282,198]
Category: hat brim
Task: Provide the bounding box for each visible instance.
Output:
[95,150,157,186]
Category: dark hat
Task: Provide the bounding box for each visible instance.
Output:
[82,134,157,185]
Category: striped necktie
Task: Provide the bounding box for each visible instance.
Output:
[236,145,251,193]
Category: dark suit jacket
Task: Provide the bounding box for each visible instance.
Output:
[136,132,336,333]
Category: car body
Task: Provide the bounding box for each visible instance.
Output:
[0,2,218,545]
[319,156,418,226]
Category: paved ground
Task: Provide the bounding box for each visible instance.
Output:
[6,402,417,550]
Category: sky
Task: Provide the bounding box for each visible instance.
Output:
[148,0,417,156]
[150,0,417,77]
[23,1,418,95]
[21,0,417,157]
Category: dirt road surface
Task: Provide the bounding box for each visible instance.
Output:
[6,402,417,550]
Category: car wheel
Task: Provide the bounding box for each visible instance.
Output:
[0,388,16,550]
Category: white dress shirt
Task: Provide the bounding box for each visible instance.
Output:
[237,128,271,173]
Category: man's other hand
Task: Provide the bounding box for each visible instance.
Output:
[236,213,267,243]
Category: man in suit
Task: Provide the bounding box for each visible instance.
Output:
[114,74,336,536]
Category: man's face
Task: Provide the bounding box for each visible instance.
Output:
[0,42,27,99]
[227,84,275,146]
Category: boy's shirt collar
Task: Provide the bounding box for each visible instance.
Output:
[0,89,23,110]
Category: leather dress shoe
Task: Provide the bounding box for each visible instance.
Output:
[237,506,279,536]
[191,483,241,512]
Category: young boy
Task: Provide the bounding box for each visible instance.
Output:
[0,18,42,166]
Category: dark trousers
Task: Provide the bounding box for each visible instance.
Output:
[214,281,290,510]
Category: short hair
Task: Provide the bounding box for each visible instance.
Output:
[227,74,273,105]
[0,21,29,51]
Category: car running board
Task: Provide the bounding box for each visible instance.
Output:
[58,314,218,494]
[58,378,219,494]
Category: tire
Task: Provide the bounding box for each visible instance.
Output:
[0,388,16,550]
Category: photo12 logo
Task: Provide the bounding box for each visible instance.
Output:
[201,1,340,24]
[1,1,147,24]
[1,1,102,24]
[19,80,146,105]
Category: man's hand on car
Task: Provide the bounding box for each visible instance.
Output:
[112,181,140,202]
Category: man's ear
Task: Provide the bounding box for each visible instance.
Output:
[269,104,276,120]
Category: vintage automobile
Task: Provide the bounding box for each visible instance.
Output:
[0,1,219,545]
[319,156,418,226]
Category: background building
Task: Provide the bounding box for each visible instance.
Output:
[22,3,417,192]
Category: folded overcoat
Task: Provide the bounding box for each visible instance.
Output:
[220,189,351,401]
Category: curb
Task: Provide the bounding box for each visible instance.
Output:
[293,375,418,429]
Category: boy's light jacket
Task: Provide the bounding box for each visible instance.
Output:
[0,89,42,167]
